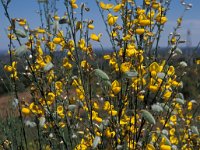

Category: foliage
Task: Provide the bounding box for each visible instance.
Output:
[0,0,200,150]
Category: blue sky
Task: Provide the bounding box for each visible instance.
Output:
[0,0,200,51]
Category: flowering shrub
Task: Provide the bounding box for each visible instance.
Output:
[1,0,200,149]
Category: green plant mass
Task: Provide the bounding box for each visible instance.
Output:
[0,0,199,150]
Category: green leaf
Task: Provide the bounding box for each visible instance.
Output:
[68,105,76,111]
[191,126,199,135]
[15,29,27,38]
[174,98,185,105]
[94,69,109,80]
[157,72,165,79]
[151,104,163,113]
[39,117,46,127]
[92,136,100,149]
[141,110,156,124]
[15,45,28,56]
[174,48,182,55]
[161,103,171,112]
[44,62,54,71]
[176,93,184,100]
[124,71,138,78]
[161,135,171,145]
[103,80,111,87]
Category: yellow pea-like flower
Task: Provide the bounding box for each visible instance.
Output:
[156,16,168,24]
[57,105,64,115]
[149,85,159,93]
[22,107,31,115]
[146,144,155,150]
[120,62,131,73]
[160,144,171,150]
[152,2,160,9]
[107,13,118,26]
[37,28,45,33]
[53,15,60,21]
[108,110,118,116]
[103,101,111,111]
[149,62,160,74]
[18,19,26,26]
[95,117,102,123]
[163,91,172,100]
[90,33,102,42]
[88,24,94,30]
[78,39,85,49]
[135,28,145,35]
[53,37,62,44]
[70,0,78,9]
[145,0,151,5]
[167,66,175,75]
[111,80,121,94]
[4,65,13,72]
[113,4,122,12]
[76,21,82,30]
[100,2,113,10]
[139,19,152,26]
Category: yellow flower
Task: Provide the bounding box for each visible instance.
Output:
[146,144,155,150]
[47,42,56,52]
[37,28,46,33]
[170,136,178,144]
[55,81,63,90]
[163,91,172,100]
[53,37,62,44]
[169,128,175,136]
[57,105,64,115]
[22,107,31,115]
[8,34,16,40]
[53,15,60,21]
[108,110,118,116]
[156,16,168,24]
[78,39,85,49]
[90,33,102,42]
[152,2,160,9]
[196,59,200,64]
[18,19,26,26]
[63,58,72,69]
[139,19,152,26]
[145,0,151,5]
[99,2,113,10]
[167,66,175,75]
[70,0,78,9]
[135,28,145,35]
[103,101,111,111]
[76,21,82,30]
[46,92,56,105]
[170,115,177,123]
[113,4,122,12]
[149,62,160,76]
[111,80,121,94]
[149,85,159,93]
[160,145,171,150]
[107,13,118,26]
[103,55,111,60]
[187,101,193,110]
[81,60,90,69]
[105,128,115,138]
[88,24,94,30]
[120,62,131,73]
[95,117,103,123]
[4,65,13,72]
